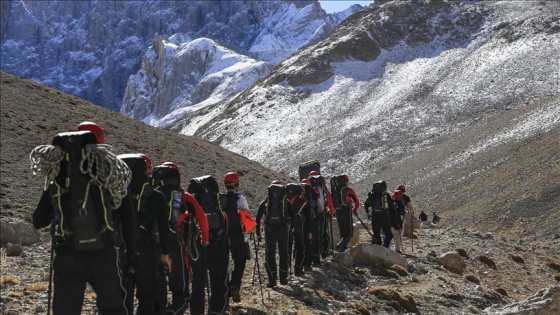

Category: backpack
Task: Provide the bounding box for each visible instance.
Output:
[187,175,226,232]
[330,175,348,209]
[265,184,287,225]
[368,190,391,213]
[151,165,183,238]
[285,183,302,200]
[301,182,319,216]
[32,131,130,251]
[309,175,326,213]
[118,154,153,233]
[298,160,320,181]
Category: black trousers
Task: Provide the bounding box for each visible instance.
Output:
[292,218,308,275]
[336,207,353,251]
[52,245,127,315]
[371,211,393,248]
[321,215,331,258]
[264,224,290,282]
[189,235,229,315]
[311,214,325,265]
[228,230,247,287]
[166,240,189,315]
[135,239,159,315]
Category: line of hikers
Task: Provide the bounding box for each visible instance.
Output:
[30,122,415,315]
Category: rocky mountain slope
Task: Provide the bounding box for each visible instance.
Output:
[171,0,560,241]
[1,73,559,314]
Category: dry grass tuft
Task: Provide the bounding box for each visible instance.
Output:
[1,275,19,285]
[25,282,49,291]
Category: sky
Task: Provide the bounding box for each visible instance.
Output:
[318,1,374,13]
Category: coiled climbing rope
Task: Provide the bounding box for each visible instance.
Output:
[30,143,131,208]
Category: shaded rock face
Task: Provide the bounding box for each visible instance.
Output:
[0,0,323,110]
[120,36,274,123]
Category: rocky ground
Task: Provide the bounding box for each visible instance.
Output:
[2,221,559,314]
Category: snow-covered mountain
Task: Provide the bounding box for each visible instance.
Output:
[177,0,559,180]
[0,0,360,111]
[160,0,559,235]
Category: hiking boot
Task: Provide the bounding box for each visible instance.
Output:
[280,278,288,285]
[266,280,277,288]
[304,265,313,272]
[230,286,241,303]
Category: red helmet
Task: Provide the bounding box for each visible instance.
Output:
[139,154,152,175]
[76,121,105,144]
[309,171,320,177]
[271,180,282,185]
[224,172,240,184]
[342,174,349,183]
[300,178,311,185]
[397,184,406,192]
[392,190,403,201]
[162,162,179,172]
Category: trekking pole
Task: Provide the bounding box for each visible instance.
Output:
[288,228,293,276]
[46,236,54,315]
[410,212,414,253]
[329,214,334,255]
[252,235,267,308]
[251,234,257,284]
[354,213,373,237]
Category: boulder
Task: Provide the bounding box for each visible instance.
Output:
[350,243,407,268]
[403,213,422,237]
[0,219,41,246]
[437,251,467,275]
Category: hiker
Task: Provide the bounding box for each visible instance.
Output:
[330,174,360,252]
[299,178,316,271]
[432,211,441,224]
[221,172,256,303]
[152,162,210,315]
[308,171,334,264]
[396,184,414,217]
[364,180,393,248]
[31,121,138,315]
[390,189,406,254]
[256,181,294,287]
[286,183,313,276]
[419,210,428,222]
[187,175,229,315]
[117,153,173,314]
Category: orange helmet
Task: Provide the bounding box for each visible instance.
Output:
[397,184,406,192]
[224,172,240,184]
[162,162,179,172]
[76,121,105,144]
[309,171,320,177]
